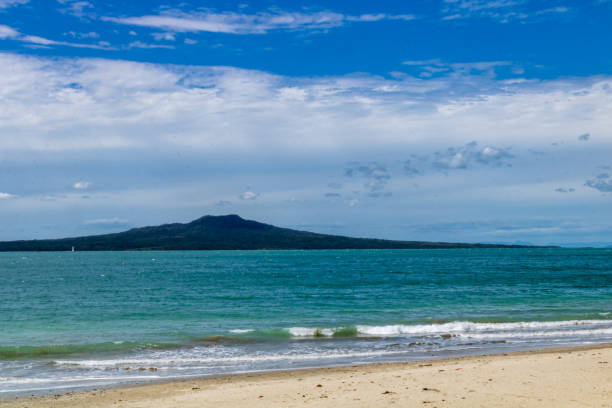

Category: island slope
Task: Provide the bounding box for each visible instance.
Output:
[0,214,546,251]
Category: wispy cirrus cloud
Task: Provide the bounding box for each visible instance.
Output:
[83,217,129,225]
[82,217,130,228]
[21,34,114,49]
[0,25,114,49]
[102,9,415,35]
[441,0,570,23]
[0,0,28,9]
[64,31,99,39]
[127,41,174,49]
[402,59,523,79]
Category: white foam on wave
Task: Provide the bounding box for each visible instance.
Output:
[283,319,612,338]
[355,319,611,337]
[55,349,406,368]
[0,384,116,394]
[461,328,612,340]
[288,327,335,337]
[229,329,254,334]
[43,320,612,371]
[0,375,162,385]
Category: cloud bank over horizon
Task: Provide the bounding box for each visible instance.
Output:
[1,53,610,154]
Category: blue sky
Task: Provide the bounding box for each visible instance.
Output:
[0,0,611,245]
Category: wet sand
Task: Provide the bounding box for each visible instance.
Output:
[2,344,611,408]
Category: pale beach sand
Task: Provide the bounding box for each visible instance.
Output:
[2,344,611,408]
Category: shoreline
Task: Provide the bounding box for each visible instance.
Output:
[2,343,611,407]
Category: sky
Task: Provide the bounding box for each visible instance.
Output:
[0,0,611,246]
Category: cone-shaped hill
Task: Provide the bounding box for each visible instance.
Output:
[0,214,549,251]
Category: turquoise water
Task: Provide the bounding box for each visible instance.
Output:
[0,249,611,396]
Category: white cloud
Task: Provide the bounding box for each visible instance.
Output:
[64,31,100,39]
[127,41,174,49]
[348,13,386,22]
[491,226,562,235]
[102,9,415,34]
[402,59,515,78]
[0,52,610,158]
[402,59,443,66]
[58,0,94,19]
[0,26,114,50]
[0,192,16,199]
[151,32,175,41]
[432,142,513,170]
[103,11,343,34]
[535,6,569,15]
[0,0,28,9]
[83,217,129,225]
[0,25,19,38]
[347,13,415,22]
[441,13,463,20]
[239,191,259,200]
[441,0,569,23]
[73,181,92,190]
[443,0,521,12]
[20,34,113,49]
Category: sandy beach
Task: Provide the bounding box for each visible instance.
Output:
[2,344,610,408]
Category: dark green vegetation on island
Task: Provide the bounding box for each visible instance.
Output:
[0,214,552,251]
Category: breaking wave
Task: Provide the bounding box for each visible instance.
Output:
[229,319,612,339]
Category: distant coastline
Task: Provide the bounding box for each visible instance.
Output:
[0,214,556,251]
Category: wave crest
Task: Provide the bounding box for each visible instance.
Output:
[231,319,612,339]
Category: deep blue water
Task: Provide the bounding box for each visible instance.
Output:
[0,249,610,396]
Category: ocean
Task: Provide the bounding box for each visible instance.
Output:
[1,249,610,396]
